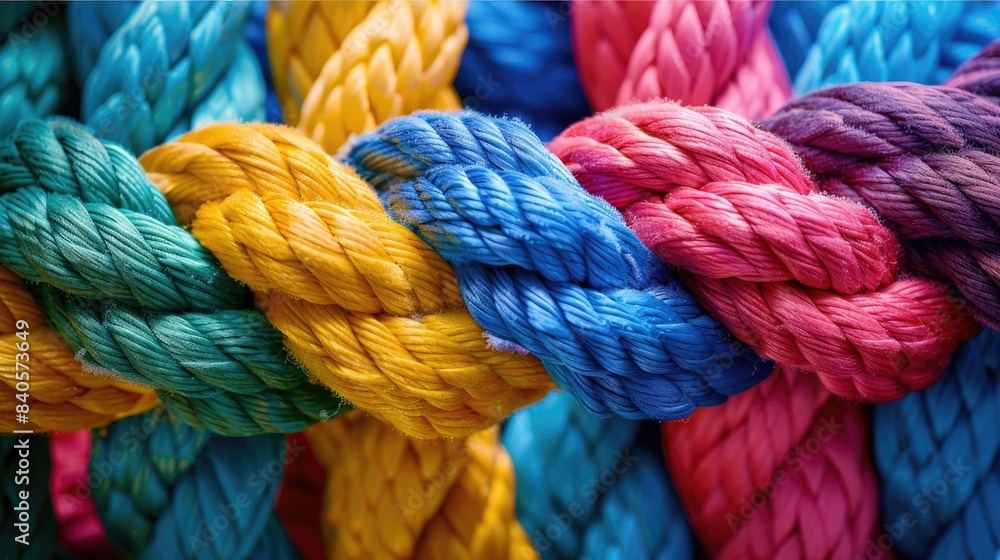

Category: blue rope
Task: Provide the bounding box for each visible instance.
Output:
[874,330,1000,559]
[456,1,590,141]
[66,1,140,86]
[347,111,772,422]
[0,2,69,137]
[502,392,693,559]
[2,436,59,560]
[90,409,300,559]
[69,0,265,154]
[768,0,1000,94]
[243,0,281,123]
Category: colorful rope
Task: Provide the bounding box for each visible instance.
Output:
[502,391,694,559]
[69,0,265,154]
[306,411,537,559]
[347,111,771,422]
[456,1,589,141]
[0,2,68,137]
[267,0,467,152]
[571,0,791,119]
[0,119,346,436]
[88,409,297,559]
[140,122,551,440]
[244,1,282,124]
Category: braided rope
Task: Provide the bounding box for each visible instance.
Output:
[571,0,791,119]
[244,0,282,123]
[87,408,297,559]
[456,1,590,141]
[502,391,694,559]
[66,1,139,86]
[0,119,346,435]
[71,0,265,154]
[549,100,978,402]
[140,122,552,439]
[761,45,1000,331]
[267,0,467,152]
[767,1,841,78]
[0,3,68,137]
[875,330,1000,558]
[2,435,60,559]
[0,265,157,433]
[663,368,880,558]
[307,411,537,559]
[348,111,771,421]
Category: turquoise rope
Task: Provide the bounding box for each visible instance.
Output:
[0,2,69,137]
[2,436,60,560]
[502,392,694,559]
[90,409,300,559]
[0,119,349,435]
[70,0,265,154]
[66,1,139,86]
[769,0,1000,94]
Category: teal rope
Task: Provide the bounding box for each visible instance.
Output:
[71,0,265,154]
[0,2,69,137]
[90,409,300,559]
[2,436,59,560]
[66,1,139,85]
[0,119,349,435]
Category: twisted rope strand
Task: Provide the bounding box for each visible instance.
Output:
[268,0,468,152]
[0,2,68,137]
[0,119,345,435]
[549,100,978,401]
[141,122,552,439]
[349,111,772,421]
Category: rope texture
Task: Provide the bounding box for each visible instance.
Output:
[140,122,551,440]
[0,119,346,435]
[502,391,694,559]
[306,411,537,560]
[0,2,68,138]
[348,110,772,421]
[549,101,977,402]
[0,265,157,433]
[875,329,1000,559]
[267,0,467,152]
[274,433,326,560]
[456,1,590,141]
[663,368,880,558]
[88,408,297,559]
[66,1,139,86]
[571,0,791,120]
[2,435,60,560]
[769,0,1000,93]
[70,0,265,154]
[761,42,1000,332]
[245,0,282,123]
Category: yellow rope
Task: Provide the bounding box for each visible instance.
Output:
[267,0,468,152]
[140,123,553,439]
[0,266,158,432]
[307,411,538,559]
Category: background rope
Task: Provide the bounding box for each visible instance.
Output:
[456,1,590,141]
[502,391,694,559]
[550,101,976,401]
[245,0,282,124]
[274,433,326,560]
[2,435,62,560]
[348,110,772,422]
[0,265,157,433]
[0,119,347,435]
[768,0,1000,93]
[874,329,1000,559]
[306,411,537,559]
[141,122,551,440]
[69,0,265,154]
[571,0,791,120]
[87,408,297,559]
[267,0,467,152]
[761,40,1000,331]
[0,1,69,138]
